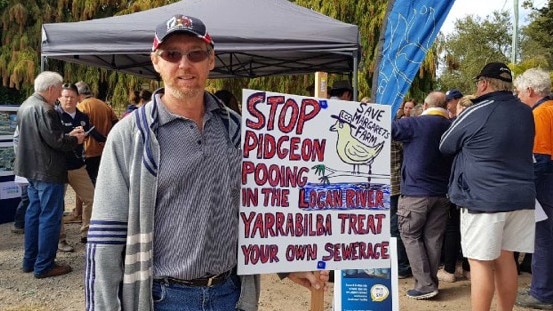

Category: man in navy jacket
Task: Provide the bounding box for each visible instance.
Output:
[440,62,535,311]
[56,83,103,244]
[392,91,452,300]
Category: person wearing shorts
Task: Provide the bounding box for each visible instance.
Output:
[440,62,536,311]
[460,210,535,261]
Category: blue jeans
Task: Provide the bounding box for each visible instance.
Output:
[152,275,241,311]
[13,184,29,229]
[530,174,553,303]
[23,179,64,275]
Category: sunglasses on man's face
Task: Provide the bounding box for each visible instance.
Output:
[156,49,211,63]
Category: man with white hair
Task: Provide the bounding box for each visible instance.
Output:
[14,71,85,278]
[514,68,553,310]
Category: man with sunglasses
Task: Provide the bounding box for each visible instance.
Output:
[85,15,328,311]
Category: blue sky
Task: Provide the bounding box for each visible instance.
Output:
[441,0,548,34]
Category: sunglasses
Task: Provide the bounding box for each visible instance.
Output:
[156,49,211,63]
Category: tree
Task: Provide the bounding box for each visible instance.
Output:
[0,0,176,108]
[438,11,511,94]
[518,0,553,70]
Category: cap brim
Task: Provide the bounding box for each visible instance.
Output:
[330,114,357,129]
[153,30,214,51]
[474,74,512,83]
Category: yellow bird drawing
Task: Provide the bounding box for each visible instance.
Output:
[330,118,385,174]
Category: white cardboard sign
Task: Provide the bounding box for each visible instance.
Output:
[238,90,391,275]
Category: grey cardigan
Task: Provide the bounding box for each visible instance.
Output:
[85,89,260,310]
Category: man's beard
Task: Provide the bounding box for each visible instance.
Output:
[168,87,201,100]
[161,72,203,99]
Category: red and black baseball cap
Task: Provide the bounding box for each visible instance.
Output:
[152,14,214,51]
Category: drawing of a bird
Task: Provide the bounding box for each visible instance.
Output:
[330,119,385,174]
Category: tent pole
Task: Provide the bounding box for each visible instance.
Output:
[352,53,358,101]
[40,56,46,72]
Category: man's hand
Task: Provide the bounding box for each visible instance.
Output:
[287,270,330,291]
[69,127,86,144]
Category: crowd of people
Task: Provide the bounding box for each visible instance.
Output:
[10,15,328,311]
[391,62,553,311]
[7,12,553,311]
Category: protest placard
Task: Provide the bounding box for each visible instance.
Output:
[238,90,391,275]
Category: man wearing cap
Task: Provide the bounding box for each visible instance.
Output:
[445,89,463,119]
[513,68,553,310]
[440,62,536,311]
[85,15,328,311]
[330,80,353,101]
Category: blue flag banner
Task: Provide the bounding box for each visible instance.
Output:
[373,0,455,118]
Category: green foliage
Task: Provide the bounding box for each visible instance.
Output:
[0,85,24,104]
[0,0,180,107]
[439,1,553,94]
[438,11,511,95]
[294,0,386,99]
[519,1,553,70]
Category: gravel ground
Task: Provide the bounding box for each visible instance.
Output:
[0,187,85,311]
[0,187,333,311]
[0,220,333,311]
